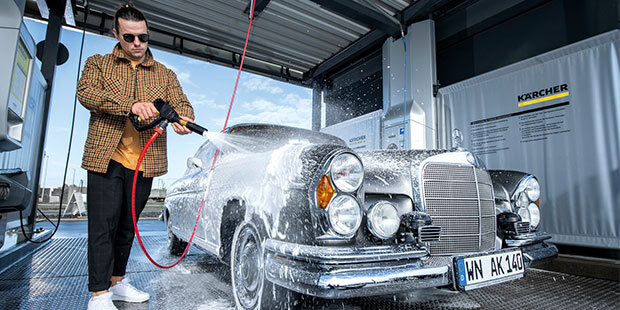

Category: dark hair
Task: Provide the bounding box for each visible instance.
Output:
[114,3,148,32]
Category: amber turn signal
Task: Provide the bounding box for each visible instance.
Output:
[317,175,334,209]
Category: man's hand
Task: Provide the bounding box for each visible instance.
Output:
[172,116,193,135]
[131,101,159,121]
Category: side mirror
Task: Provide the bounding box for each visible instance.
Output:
[187,157,203,169]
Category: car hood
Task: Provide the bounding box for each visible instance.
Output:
[358,149,451,196]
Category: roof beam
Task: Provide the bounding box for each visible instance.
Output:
[306,0,452,83]
[401,0,444,25]
[309,0,401,36]
[244,0,272,18]
[23,4,305,85]
[304,29,385,84]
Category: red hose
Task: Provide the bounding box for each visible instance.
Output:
[131,1,257,268]
[131,127,195,268]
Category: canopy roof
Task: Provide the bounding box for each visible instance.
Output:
[26,0,456,86]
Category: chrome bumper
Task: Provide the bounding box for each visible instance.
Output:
[505,232,558,267]
[263,239,451,299]
[505,231,552,246]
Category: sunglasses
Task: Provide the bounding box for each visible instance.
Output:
[122,33,149,43]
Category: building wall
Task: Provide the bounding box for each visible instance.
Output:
[436,0,620,86]
[323,50,383,127]
[321,0,619,125]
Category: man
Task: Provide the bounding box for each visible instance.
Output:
[77,4,194,310]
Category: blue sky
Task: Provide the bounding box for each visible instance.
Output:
[24,18,312,189]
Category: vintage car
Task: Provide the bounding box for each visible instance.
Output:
[164,123,558,309]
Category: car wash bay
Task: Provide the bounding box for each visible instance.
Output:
[1,0,619,309]
[0,221,617,309]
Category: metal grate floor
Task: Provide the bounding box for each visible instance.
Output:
[0,233,618,309]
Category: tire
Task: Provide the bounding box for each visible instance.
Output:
[166,213,187,256]
[230,222,300,310]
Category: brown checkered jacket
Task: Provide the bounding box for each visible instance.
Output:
[77,44,194,177]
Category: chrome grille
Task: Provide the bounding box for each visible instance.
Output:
[433,218,479,235]
[423,181,479,199]
[422,163,496,255]
[481,217,495,232]
[515,221,530,234]
[481,232,496,249]
[479,200,495,216]
[424,166,474,181]
[425,200,480,216]
[418,226,441,242]
[430,235,481,253]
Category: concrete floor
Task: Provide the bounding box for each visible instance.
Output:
[0,220,618,309]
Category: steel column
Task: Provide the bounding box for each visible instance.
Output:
[312,83,322,131]
[30,0,66,232]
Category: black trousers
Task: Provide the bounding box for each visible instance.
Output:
[87,160,153,292]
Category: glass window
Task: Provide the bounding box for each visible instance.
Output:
[194,141,218,168]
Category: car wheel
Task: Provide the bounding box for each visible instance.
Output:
[231,222,299,310]
[166,213,187,256]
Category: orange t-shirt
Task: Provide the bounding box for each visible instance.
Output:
[111,60,144,171]
[110,119,144,171]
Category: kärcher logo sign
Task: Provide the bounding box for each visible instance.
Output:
[517,84,569,107]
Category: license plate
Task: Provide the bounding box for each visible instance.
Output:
[454,248,524,290]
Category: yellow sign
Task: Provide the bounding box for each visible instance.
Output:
[518,91,569,107]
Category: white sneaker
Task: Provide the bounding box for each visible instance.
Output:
[109,277,150,303]
[87,292,118,310]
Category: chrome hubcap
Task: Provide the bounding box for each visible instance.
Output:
[234,227,262,309]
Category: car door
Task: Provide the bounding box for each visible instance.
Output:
[176,141,217,242]
[189,142,222,244]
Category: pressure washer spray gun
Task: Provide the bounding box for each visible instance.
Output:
[129,98,208,136]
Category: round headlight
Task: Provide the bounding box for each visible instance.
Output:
[527,203,540,228]
[328,195,362,236]
[518,207,530,223]
[367,202,400,239]
[330,153,364,192]
[516,192,529,209]
[525,177,540,201]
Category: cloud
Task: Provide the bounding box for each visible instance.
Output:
[158,60,176,72]
[159,60,195,87]
[186,58,205,65]
[177,72,193,87]
[222,93,311,129]
[242,99,277,111]
[187,93,226,110]
[242,77,283,94]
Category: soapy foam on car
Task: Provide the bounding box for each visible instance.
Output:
[168,132,455,305]
[172,130,316,245]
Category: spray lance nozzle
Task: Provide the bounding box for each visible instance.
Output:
[129,98,208,135]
